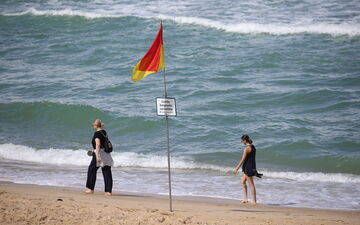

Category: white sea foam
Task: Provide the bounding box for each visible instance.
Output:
[1,143,360,184]
[265,171,360,184]
[2,8,360,36]
[0,143,226,170]
[2,8,123,19]
[157,15,360,36]
[0,143,91,166]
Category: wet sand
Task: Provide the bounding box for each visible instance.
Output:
[0,182,359,225]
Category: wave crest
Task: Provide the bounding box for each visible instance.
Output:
[158,15,360,36]
[2,7,123,19]
[2,8,359,36]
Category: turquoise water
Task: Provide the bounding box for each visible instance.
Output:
[0,0,360,209]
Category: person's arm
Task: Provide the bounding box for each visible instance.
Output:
[233,146,250,174]
[95,138,101,162]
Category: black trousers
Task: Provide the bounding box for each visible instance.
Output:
[86,154,113,193]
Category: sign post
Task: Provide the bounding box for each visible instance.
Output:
[156,68,176,212]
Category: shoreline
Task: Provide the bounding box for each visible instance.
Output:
[1,181,359,225]
[0,180,358,211]
[1,144,359,210]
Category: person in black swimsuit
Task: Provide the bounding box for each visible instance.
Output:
[233,135,262,205]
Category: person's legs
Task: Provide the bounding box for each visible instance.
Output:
[102,166,113,195]
[86,154,99,193]
[241,174,248,203]
[247,175,257,204]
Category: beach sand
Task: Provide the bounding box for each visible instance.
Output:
[0,182,359,225]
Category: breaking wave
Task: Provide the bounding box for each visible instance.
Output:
[2,8,359,36]
[1,143,359,184]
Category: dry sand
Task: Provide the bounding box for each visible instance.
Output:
[0,182,359,225]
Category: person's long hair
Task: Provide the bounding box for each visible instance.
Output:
[241,134,253,144]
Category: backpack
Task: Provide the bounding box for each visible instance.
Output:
[99,131,113,153]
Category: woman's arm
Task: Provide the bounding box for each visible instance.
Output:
[95,138,101,162]
[233,146,250,174]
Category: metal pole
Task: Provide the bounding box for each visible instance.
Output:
[163,57,173,212]
[165,115,173,212]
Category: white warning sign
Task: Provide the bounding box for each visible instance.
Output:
[156,97,177,116]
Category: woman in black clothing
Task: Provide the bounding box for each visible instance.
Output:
[233,135,261,205]
[85,119,114,196]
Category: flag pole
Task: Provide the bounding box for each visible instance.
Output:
[162,22,173,212]
[163,65,173,212]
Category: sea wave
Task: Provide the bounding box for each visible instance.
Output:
[158,15,360,37]
[2,8,359,36]
[2,8,122,19]
[0,101,110,127]
[0,101,160,134]
[1,143,359,184]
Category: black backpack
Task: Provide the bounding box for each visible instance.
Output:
[99,131,113,153]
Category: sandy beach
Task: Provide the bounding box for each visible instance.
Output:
[0,182,359,225]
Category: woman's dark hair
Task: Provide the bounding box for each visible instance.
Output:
[241,134,253,144]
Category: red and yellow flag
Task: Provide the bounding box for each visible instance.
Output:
[132,24,165,82]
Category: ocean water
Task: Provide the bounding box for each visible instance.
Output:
[0,0,360,210]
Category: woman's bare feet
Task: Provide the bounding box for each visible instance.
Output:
[250,201,257,205]
[105,192,112,196]
[242,200,249,203]
[84,189,94,194]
